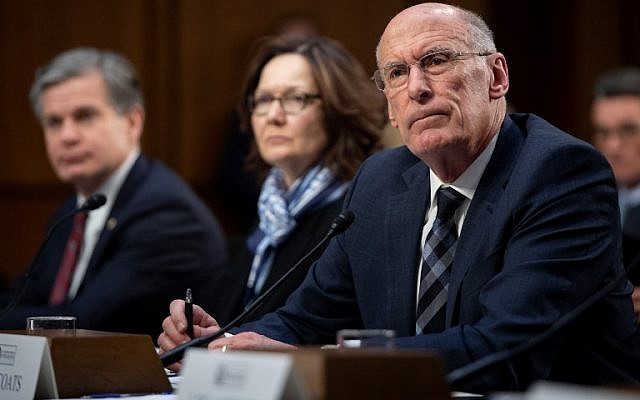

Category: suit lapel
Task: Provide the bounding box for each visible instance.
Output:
[384,157,430,335]
[447,116,524,324]
[78,155,149,289]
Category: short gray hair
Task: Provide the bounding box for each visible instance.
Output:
[29,47,144,120]
[593,66,640,99]
[375,4,496,67]
[458,7,496,53]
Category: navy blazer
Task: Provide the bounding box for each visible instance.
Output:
[0,155,227,339]
[241,114,640,391]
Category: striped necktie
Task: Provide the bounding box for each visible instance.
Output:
[416,187,466,334]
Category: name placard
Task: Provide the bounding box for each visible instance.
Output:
[0,333,57,400]
[178,348,308,400]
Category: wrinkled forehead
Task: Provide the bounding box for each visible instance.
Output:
[379,5,469,63]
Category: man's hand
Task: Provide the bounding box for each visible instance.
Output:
[157,299,220,370]
[208,331,296,352]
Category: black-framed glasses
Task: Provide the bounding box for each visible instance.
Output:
[371,49,493,91]
[248,92,321,115]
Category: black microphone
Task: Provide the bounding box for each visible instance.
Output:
[447,269,628,389]
[78,193,107,212]
[0,193,108,320]
[160,210,356,367]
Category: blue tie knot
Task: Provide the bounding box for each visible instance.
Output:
[435,187,466,221]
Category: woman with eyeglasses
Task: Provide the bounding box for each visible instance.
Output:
[210,35,386,326]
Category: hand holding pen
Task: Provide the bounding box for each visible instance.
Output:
[185,288,194,338]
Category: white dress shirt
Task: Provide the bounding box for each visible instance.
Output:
[416,132,499,307]
[67,149,140,299]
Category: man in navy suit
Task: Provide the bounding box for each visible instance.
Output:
[159,3,640,390]
[0,48,227,339]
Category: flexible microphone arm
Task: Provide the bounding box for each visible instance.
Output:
[447,268,628,388]
[160,210,355,367]
[0,194,107,320]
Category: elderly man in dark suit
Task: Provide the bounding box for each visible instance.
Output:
[159,3,640,391]
[0,47,227,339]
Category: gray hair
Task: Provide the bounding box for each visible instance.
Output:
[29,47,144,120]
[458,7,496,53]
[375,4,496,67]
[593,66,640,99]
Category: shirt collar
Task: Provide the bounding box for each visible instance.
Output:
[619,183,640,208]
[429,131,500,204]
[76,148,140,209]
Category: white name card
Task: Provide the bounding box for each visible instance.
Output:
[0,333,58,400]
[177,348,308,400]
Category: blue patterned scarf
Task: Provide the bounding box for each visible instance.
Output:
[244,164,348,305]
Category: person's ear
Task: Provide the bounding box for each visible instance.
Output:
[125,105,145,141]
[488,53,509,99]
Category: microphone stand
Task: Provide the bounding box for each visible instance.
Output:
[160,210,354,367]
[447,269,628,388]
[0,194,107,320]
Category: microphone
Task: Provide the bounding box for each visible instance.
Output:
[160,210,356,367]
[0,193,107,320]
[446,269,628,389]
[78,193,107,212]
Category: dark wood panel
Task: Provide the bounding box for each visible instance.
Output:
[0,0,636,286]
[0,184,71,284]
[173,0,408,183]
[0,0,154,183]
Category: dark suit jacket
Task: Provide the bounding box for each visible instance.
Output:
[0,155,227,339]
[241,114,640,391]
[213,198,343,326]
[623,206,640,284]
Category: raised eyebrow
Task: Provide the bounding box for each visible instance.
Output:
[282,88,315,96]
[253,91,274,98]
[72,106,99,116]
[382,46,454,69]
[382,61,408,70]
[419,46,454,58]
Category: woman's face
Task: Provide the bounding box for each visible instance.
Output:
[251,53,328,186]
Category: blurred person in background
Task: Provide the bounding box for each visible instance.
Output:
[591,66,640,321]
[200,35,386,326]
[213,13,323,235]
[0,47,227,338]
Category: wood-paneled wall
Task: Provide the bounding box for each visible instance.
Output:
[0,0,638,285]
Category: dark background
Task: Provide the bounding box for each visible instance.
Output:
[1,0,639,285]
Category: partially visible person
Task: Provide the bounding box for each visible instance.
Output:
[213,14,322,235]
[209,35,385,325]
[0,47,227,339]
[591,66,640,321]
[160,3,640,392]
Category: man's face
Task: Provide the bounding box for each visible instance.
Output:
[39,71,142,195]
[378,6,505,166]
[592,96,640,188]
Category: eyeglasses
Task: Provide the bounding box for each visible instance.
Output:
[371,49,493,91]
[593,124,640,142]
[248,92,321,116]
